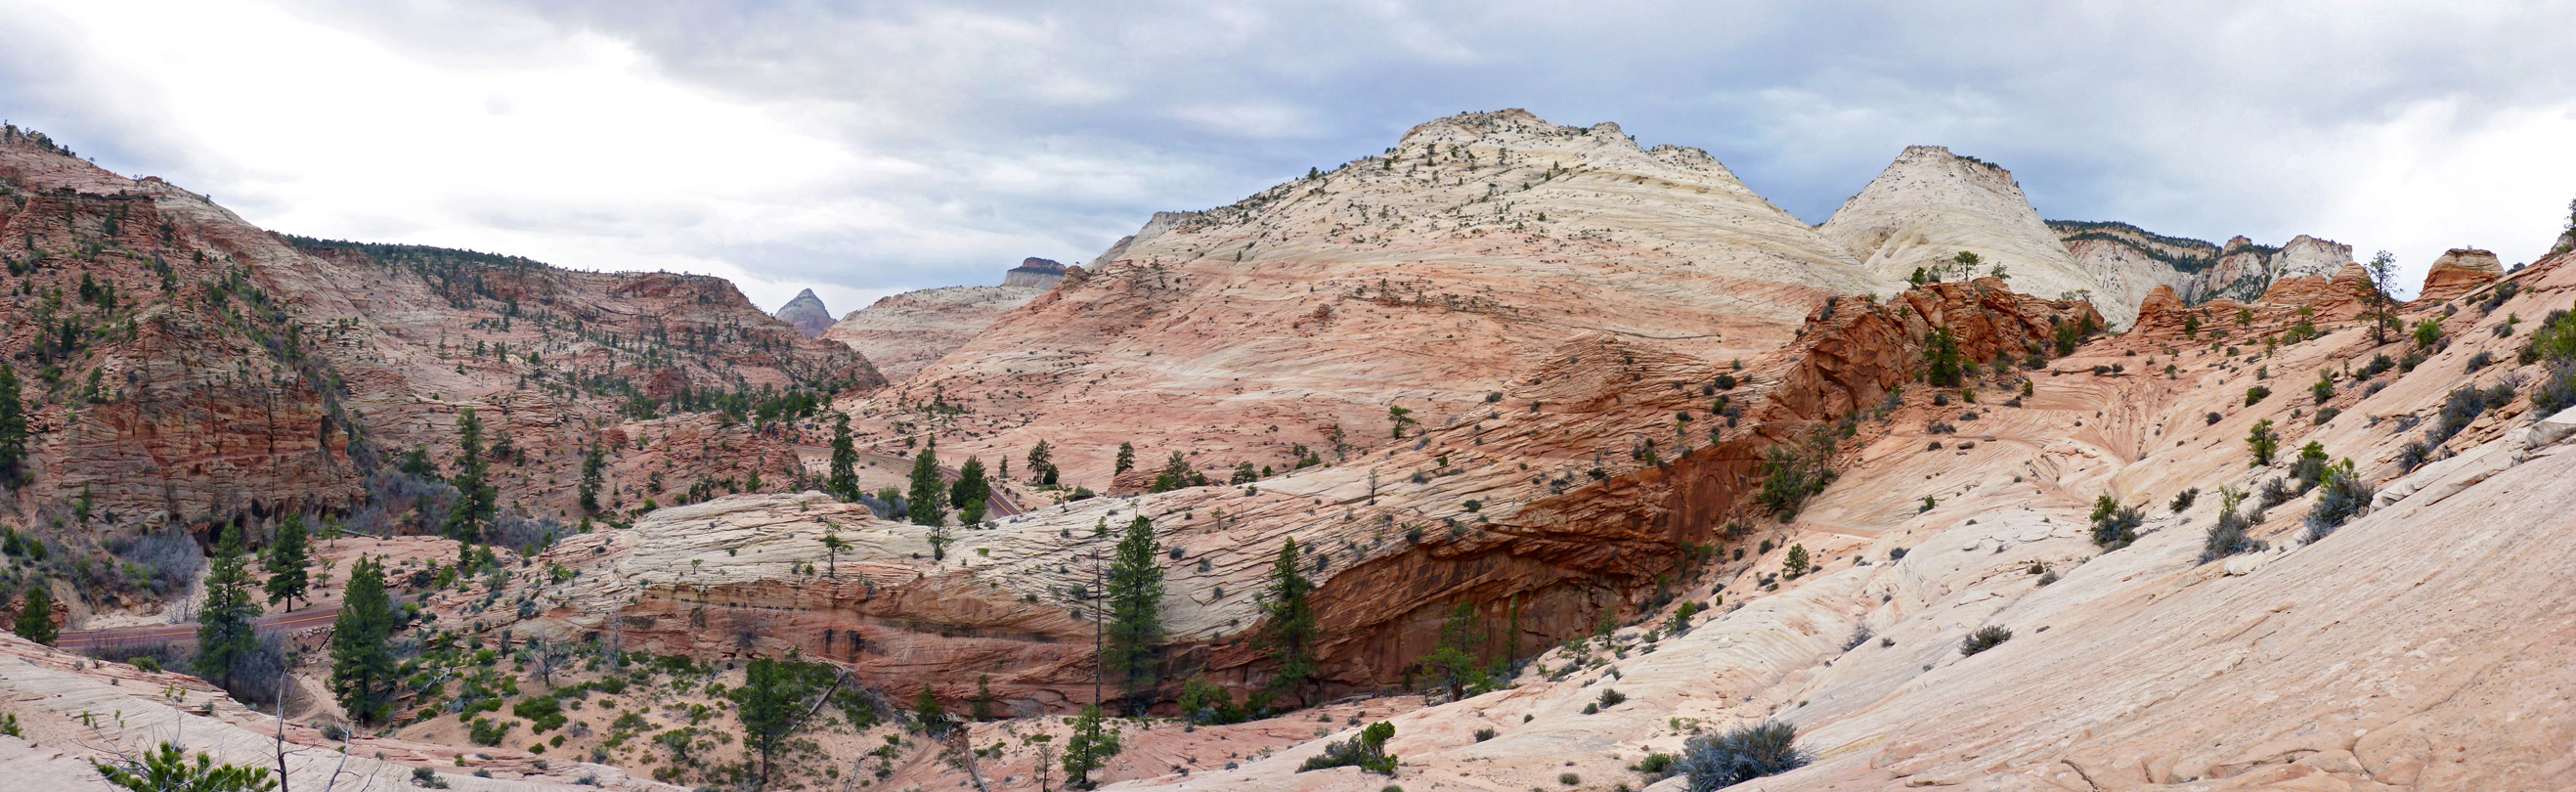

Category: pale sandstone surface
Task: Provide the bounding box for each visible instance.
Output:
[821,282,1050,382]
[859,109,1897,492]
[769,287,834,337]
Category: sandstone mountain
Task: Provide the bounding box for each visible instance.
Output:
[769,287,834,337]
[2054,219,2357,306]
[1819,146,2116,321]
[819,266,1058,382]
[0,124,881,548]
[860,109,1896,487]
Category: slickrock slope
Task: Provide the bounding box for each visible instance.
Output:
[0,635,670,791]
[770,287,835,337]
[2416,247,2504,303]
[1109,242,2576,792]
[821,278,1052,382]
[1822,147,2117,322]
[0,126,880,537]
[867,110,1896,485]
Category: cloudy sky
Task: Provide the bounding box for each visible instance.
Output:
[5,0,2572,311]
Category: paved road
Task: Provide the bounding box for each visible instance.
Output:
[56,605,343,650]
[793,446,1026,517]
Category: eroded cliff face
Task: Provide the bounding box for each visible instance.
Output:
[858,109,1897,489]
[0,130,881,538]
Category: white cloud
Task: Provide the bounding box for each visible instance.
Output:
[5,0,2573,313]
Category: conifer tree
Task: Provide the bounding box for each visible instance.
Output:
[828,414,859,500]
[196,525,264,688]
[950,456,989,509]
[1062,704,1121,789]
[263,514,311,610]
[1027,440,1058,485]
[1104,515,1166,707]
[908,444,946,528]
[1420,601,1485,700]
[443,409,494,542]
[13,585,57,645]
[578,444,606,513]
[0,364,27,489]
[1113,442,1135,475]
[330,556,398,723]
[1260,538,1321,701]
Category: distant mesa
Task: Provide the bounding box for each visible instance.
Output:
[1003,257,1069,288]
[772,287,835,337]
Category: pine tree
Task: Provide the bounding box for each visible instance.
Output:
[732,658,835,788]
[330,556,398,723]
[1104,515,1166,708]
[13,585,57,645]
[1113,443,1135,475]
[89,741,277,792]
[912,684,948,734]
[950,456,989,509]
[2365,250,2399,345]
[908,445,946,528]
[1260,538,1322,701]
[442,409,494,542]
[0,364,28,489]
[1420,601,1485,700]
[1062,704,1121,789]
[1149,452,1201,493]
[828,414,859,500]
[578,444,605,513]
[196,525,263,688]
[1027,440,1058,485]
[973,674,997,721]
[263,514,311,611]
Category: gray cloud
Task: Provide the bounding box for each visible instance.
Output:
[8,0,2575,310]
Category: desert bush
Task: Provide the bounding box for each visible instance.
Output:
[2259,477,2296,509]
[1473,726,1497,742]
[2205,412,2223,425]
[2245,385,2271,405]
[108,530,202,595]
[2427,383,2514,448]
[2290,442,2331,492]
[1680,721,1807,791]
[1960,626,2013,656]
[2168,488,2199,512]
[1299,722,1397,775]
[487,514,571,557]
[2465,351,2497,372]
[2200,487,2262,563]
[2303,462,2374,542]
[1597,687,1627,709]
[2088,495,2142,549]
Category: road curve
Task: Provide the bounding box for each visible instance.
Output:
[56,605,344,650]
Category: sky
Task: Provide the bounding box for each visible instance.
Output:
[4,0,2572,312]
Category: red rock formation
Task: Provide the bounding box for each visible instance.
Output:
[0,129,882,540]
[2416,247,2504,304]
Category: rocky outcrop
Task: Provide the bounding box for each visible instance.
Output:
[2050,220,2356,309]
[1822,147,2113,322]
[1001,257,1068,288]
[2253,261,2380,320]
[2416,247,2503,304]
[0,128,883,536]
[770,287,835,337]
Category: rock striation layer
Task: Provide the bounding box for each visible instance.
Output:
[822,281,1052,383]
[2416,247,2504,303]
[1820,147,2113,322]
[1002,257,1069,288]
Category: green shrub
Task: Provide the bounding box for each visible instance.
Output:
[1298,722,1397,775]
[466,718,512,746]
[1961,626,2013,656]
[2245,385,2270,405]
[2088,495,2143,548]
[2303,462,2374,542]
[1680,721,1807,790]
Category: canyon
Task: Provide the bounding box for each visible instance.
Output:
[2,110,2572,792]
